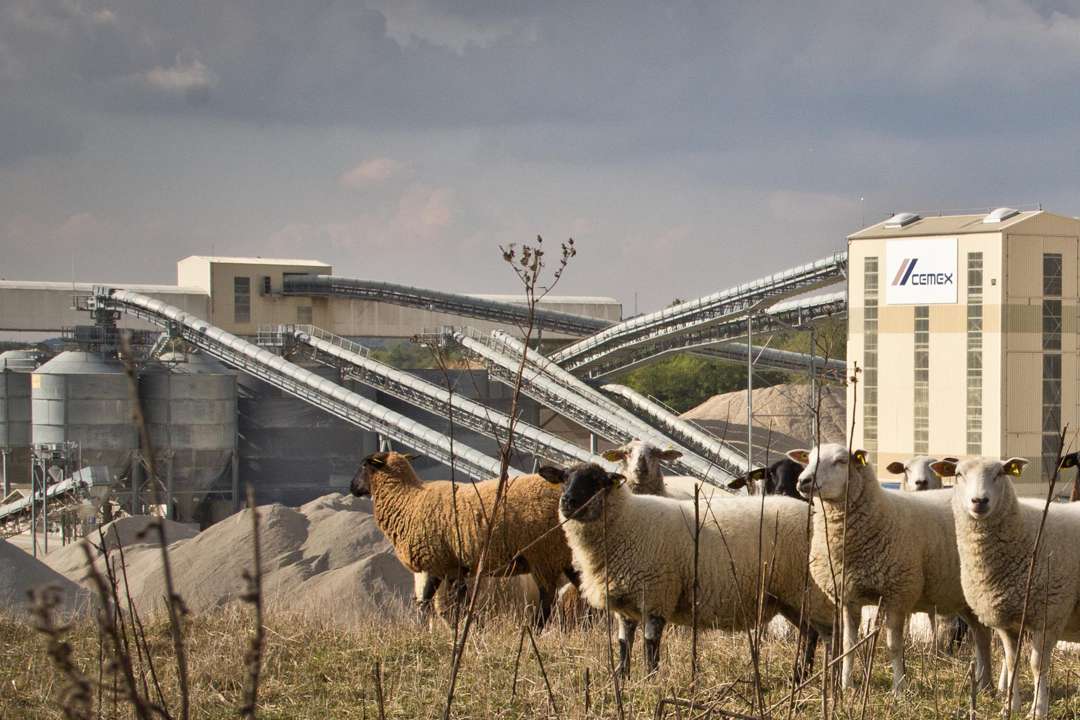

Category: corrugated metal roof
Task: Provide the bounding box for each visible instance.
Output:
[849,210,1041,240]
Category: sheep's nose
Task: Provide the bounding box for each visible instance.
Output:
[970,497,989,513]
[915,481,928,489]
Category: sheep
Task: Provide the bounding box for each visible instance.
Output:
[601,440,682,496]
[350,451,576,627]
[788,443,993,693]
[555,462,834,679]
[887,456,968,652]
[935,455,1080,717]
[727,457,806,500]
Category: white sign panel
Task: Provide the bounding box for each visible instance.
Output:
[885,238,958,305]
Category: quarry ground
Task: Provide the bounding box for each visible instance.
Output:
[6,605,1080,719]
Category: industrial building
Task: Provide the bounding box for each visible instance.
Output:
[847,208,1080,493]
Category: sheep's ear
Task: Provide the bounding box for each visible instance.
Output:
[607,473,625,487]
[727,476,748,490]
[403,453,420,461]
[537,466,567,484]
[930,459,957,478]
[602,448,627,462]
[787,449,810,466]
[365,453,386,469]
[1003,458,1028,477]
[943,457,959,463]
[656,449,682,462]
[749,467,767,481]
[885,461,906,475]
[851,449,870,466]
[1060,453,1079,469]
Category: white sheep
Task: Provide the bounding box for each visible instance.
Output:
[350,451,576,627]
[885,455,949,492]
[936,455,1080,717]
[601,440,683,496]
[789,443,993,692]
[557,462,834,679]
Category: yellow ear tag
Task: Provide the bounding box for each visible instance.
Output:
[1007,463,1023,476]
[853,451,868,466]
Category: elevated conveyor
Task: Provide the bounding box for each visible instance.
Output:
[572,292,847,380]
[91,289,521,481]
[689,344,845,378]
[272,324,616,471]
[282,275,611,336]
[599,383,749,478]
[552,252,847,373]
[445,329,735,485]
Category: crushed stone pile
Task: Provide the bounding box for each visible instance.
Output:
[45,494,413,623]
[681,382,846,453]
[0,539,90,618]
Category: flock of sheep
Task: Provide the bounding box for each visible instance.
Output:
[350,440,1080,718]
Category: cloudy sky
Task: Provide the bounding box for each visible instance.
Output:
[3,0,1080,313]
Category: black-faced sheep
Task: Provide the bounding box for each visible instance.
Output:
[789,443,993,693]
[937,455,1080,717]
[556,462,834,679]
[727,457,805,500]
[350,451,576,627]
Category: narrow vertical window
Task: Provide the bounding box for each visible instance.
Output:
[966,252,983,454]
[1042,253,1062,475]
[913,305,930,454]
[863,257,879,453]
[234,276,251,324]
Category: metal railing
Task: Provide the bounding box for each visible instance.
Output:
[552,252,847,372]
[270,324,617,471]
[93,289,518,481]
[283,275,611,336]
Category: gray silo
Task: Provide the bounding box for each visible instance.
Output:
[31,351,138,485]
[0,350,44,495]
[141,352,237,521]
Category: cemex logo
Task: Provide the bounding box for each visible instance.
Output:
[891,258,954,287]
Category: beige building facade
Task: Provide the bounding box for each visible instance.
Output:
[847,210,1080,493]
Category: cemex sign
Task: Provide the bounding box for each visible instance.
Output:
[885,237,957,305]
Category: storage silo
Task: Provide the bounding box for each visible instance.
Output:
[31,351,138,483]
[0,350,44,495]
[141,352,237,521]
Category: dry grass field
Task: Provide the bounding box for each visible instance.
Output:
[6,603,1080,719]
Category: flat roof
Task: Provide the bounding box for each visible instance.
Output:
[179,256,330,267]
[0,280,207,295]
[849,210,1041,240]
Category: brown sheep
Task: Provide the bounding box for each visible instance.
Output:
[351,451,576,627]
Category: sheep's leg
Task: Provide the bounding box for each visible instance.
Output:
[950,616,969,656]
[533,582,555,630]
[961,612,992,692]
[447,577,468,625]
[416,573,442,618]
[643,614,666,675]
[776,604,818,683]
[618,616,637,678]
[998,628,1022,713]
[1029,630,1056,718]
[884,610,907,692]
[563,565,582,588]
[841,604,860,690]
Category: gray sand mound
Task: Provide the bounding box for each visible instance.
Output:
[0,539,90,618]
[47,494,413,622]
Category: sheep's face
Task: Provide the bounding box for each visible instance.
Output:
[351,451,419,496]
[886,456,944,492]
[351,461,374,497]
[942,457,1027,520]
[560,463,625,523]
[602,440,681,495]
[789,443,870,502]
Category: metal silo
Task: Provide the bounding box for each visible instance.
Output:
[0,350,44,495]
[31,351,138,482]
[141,352,237,521]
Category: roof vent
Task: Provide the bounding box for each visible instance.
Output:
[883,212,921,229]
[983,207,1020,224]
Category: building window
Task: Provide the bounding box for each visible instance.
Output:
[1042,253,1063,475]
[863,257,879,452]
[234,276,251,324]
[914,305,930,454]
[966,252,983,454]
[297,305,313,325]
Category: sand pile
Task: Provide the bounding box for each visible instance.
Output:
[682,382,846,453]
[0,539,90,617]
[47,494,413,622]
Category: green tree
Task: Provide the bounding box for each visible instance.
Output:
[620,354,788,413]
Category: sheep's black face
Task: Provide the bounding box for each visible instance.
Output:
[351,452,390,497]
[561,463,623,523]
